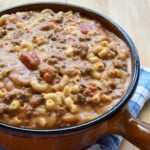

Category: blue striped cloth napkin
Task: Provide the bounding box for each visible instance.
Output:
[86,67,150,150]
[0,67,150,150]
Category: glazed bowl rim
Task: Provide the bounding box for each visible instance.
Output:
[0,2,140,135]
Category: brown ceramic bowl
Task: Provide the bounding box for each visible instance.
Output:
[0,2,149,150]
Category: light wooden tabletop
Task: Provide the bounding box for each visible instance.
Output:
[0,0,150,150]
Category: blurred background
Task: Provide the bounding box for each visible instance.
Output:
[0,0,150,150]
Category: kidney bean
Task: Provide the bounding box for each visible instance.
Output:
[79,23,94,34]
[41,66,55,83]
[20,52,40,70]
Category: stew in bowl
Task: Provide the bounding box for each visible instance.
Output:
[0,9,131,129]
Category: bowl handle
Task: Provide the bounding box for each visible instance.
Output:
[108,105,150,150]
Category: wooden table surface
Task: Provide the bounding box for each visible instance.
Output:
[0,0,150,150]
